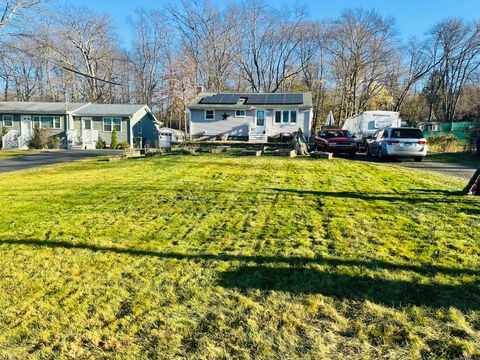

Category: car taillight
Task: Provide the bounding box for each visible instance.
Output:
[386,140,399,145]
[418,141,427,145]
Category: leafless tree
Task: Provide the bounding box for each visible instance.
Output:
[326,9,397,121]
[430,18,480,121]
[169,0,234,92]
[229,0,311,93]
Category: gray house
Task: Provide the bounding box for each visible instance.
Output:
[0,102,160,150]
[187,93,313,142]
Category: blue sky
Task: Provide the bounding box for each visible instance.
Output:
[79,0,480,47]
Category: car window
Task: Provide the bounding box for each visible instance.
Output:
[390,129,423,139]
[322,130,352,139]
[376,130,384,140]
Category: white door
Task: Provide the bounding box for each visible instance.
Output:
[21,115,32,136]
[81,117,95,149]
[254,110,266,135]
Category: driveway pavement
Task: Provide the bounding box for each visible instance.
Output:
[352,153,478,180]
[0,150,121,173]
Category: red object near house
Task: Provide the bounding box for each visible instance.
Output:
[314,129,357,155]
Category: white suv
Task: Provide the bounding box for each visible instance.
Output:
[367,127,427,162]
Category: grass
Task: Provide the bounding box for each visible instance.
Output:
[0,152,479,359]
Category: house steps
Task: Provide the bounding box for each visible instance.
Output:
[248,133,268,143]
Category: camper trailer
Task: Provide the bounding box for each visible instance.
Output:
[342,111,401,150]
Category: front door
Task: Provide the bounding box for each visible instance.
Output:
[21,115,32,136]
[81,117,94,149]
[254,110,266,134]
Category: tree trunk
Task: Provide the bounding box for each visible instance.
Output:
[462,167,480,195]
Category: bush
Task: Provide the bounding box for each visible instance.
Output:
[117,141,130,150]
[28,124,50,149]
[49,135,63,149]
[0,127,8,148]
[427,134,459,152]
[110,128,118,149]
[96,137,106,149]
[466,122,480,153]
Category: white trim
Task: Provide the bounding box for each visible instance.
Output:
[2,115,13,127]
[235,109,246,118]
[204,110,215,120]
[53,116,62,129]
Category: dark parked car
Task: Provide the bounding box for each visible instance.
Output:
[315,129,357,156]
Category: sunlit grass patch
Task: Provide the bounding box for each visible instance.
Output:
[0,153,479,358]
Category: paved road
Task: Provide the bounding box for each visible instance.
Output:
[0,150,121,173]
[352,153,478,180]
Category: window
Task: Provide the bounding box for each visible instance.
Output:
[274,110,297,124]
[103,117,121,132]
[275,111,282,123]
[41,116,53,128]
[256,110,265,126]
[31,115,60,128]
[235,110,246,117]
[83,119,92,130]
[205,110,214,120]
[53,116,61,129]
[3,115,13,127]
[103,118,112,132]
[390,128,424,139]
[291,111,297,123]
[113,118,121,132]
[137,122,142,135]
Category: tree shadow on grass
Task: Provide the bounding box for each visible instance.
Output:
[1,238,480,278]
[217,266,480,311]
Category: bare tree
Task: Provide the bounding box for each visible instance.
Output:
[0,0,43,36]
[327,9,397,121]
[430,19,480,121]
[169,0,234,91]
[229,0,311,93]
[129,8,171,107]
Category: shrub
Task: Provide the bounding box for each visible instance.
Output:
[117,141,130,150]
[28,123,50,149]
[466,122,480,153]
[49,135,63,149]
[110,128,118,149]
[96,137,106,149]
[427,134,459,152]
[0,127,8,148]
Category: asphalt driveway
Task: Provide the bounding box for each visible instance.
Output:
[351,153,478,180]
[0,150,121,173]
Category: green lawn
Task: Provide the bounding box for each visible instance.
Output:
[0,153,479,359]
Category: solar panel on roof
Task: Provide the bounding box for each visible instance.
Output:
[246,94,268,104]
[284,94,303,104]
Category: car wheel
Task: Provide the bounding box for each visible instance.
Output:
[378,147,388,161]
[414,157,423,162]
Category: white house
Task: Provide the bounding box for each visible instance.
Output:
[187,93,313,142]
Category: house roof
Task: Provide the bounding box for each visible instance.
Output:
[188,92,313,110]
[74,104,147,117]
[0,101,86,113]
[0,101,152,118]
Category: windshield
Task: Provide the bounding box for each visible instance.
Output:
[390,128,424,139]
[321,130,352,139]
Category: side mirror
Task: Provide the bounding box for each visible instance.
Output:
[352,135,356,139]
